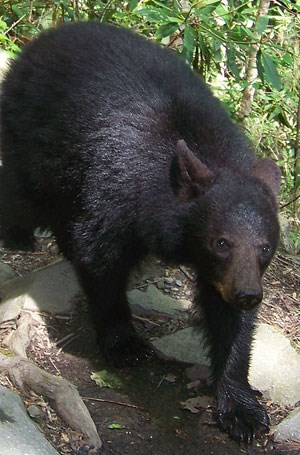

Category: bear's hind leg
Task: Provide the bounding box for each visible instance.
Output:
[75,261,153,366]
[0,170,35,251]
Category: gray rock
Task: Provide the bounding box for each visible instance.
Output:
[0,385,59,455]
[249,324,300,406]
[0,260,82,323]
[273,407,300,442]
[0,49,10,84]
[0,262,18,285]
[128,284,192,317]
[152,327,210,365]
[27,405,43,420]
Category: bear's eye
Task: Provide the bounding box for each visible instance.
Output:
[261,243,271,255]
[215,237,230,251]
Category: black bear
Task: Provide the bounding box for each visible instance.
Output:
[0,22,281,442]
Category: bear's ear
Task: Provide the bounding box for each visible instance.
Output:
[252,158,281,199]
[172,139,215,200]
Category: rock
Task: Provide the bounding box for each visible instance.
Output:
[27,404,44,419]
[128,284,192,317]
[0,260,82,323]
[151,322,300,410]
[0,262,18,284]
[152,327,210,365]
[273,407,300,442]
[0,384,59,455]
[0,49,10,83]
[249,323,300,406]
[279,214,294,254]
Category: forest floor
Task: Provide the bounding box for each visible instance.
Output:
[0,239,299,455]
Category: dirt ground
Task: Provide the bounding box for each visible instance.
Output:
[0,240,299,455]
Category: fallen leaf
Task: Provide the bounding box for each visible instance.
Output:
[164,373,176,383]
[181,396,214,413]
[108,423,126,429]
[91,370,123,389]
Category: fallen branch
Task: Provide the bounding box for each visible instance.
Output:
[0,353,102,449]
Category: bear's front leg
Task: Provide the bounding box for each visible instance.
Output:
[198,284,269,442]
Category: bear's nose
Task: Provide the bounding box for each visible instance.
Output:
[236,289,263,310]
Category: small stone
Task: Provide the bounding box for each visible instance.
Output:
[156,280,165,290]
[27,404,43,419]
[175,280,183,287]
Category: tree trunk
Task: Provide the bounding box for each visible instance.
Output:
[293,88,300,214]
[238,0,271,120]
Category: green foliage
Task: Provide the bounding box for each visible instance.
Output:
[0,0,299,238]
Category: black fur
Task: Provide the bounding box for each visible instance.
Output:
[0,22,281,442]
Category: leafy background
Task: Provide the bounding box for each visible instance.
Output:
[0,0,299,252]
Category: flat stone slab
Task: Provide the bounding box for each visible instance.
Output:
[128,284,192,317]
[249,323,300,406]
[0,260,82,323]
[152,327,210,365]
[0,385,59,455]
[0,262,18,285]
[273,407,300,442]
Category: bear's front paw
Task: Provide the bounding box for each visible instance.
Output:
[216,379,269,443]
[100,322,154,367]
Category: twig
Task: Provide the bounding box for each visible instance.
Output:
[280,193,300,209]
[82,396,146,412]
[4,15,26,36]
[132,314,160,327]
[135,279,160,289]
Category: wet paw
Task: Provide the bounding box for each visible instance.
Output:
[216,380,270,443]
[101,323,154,367]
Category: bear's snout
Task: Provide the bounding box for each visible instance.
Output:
[235,288,263,310]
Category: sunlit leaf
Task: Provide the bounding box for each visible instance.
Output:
[108,423,126,429]
[91,370,123,389]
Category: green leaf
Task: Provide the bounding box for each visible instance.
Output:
[91,370,123,389]
[227,47,240,81]
[128,0,139,10]
[256,16,269,35]
[194,1,221,19]
[241,26,259,41]
[108,423,126,429]
[257,50,265,84]
[155,22,180,40]
[277,112,292,129]
[150,0,174,11]
[182,24,196,63]
[137,8,165,23]
[11,4,25,18]
[261,51,282,91]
